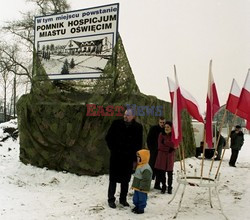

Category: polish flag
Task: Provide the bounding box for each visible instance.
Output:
[181,87,204,123]
[168,78,204,123]
[205,60,220,148]
[167,72,183,148]
[226,79,249,120]
[237,70,250,116]
[237,70,250,129]
[226,79,241,114]
[167,77,177,103]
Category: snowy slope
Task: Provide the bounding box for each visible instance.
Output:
[0,120,249,220]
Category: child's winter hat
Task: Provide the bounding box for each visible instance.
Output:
[137,149,150,167]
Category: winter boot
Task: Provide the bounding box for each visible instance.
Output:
[120,200,130,207]
[161,185,166,194]
[132,207,138,213]
[134,209,144,214]
[168,186,173,194]
[108,201,116,209]
[154,182,162,190]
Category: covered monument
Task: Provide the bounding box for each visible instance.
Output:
[17,36,196,175]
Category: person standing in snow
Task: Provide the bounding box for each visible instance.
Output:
[131,149,152,214]
[214,131,226,160]
[154,121,175,194]
[146,117,165,190]
[229,125,244,167]
[105,108,143,209]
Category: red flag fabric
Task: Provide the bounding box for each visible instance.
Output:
[226,79,241,114]
[168,78,204,123]
[237,70,250,129]
[181,87,204,123]
[246,120,250,130]
[167,77,177,103]
[237,71,250,116]
[167,75,183,148]
[226,78,249,120]
[205,61,220,148]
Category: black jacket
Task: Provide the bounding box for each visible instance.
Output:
[105,119,143,182]
[146,125,164,168]
[230,130,244,151]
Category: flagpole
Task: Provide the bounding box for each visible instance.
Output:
[209,109,227,174]
[201,60,212,178]
[181,142,186,175]
[202,59,220,178]
[215,112,237,179]
[200,124,206,178]
[178,145,184,172]
[174,65,186,175]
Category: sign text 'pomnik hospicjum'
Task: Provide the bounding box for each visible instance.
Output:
[34,3,119,80]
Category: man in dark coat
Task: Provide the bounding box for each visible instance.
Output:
[229,125,244,167]
[105,108,143,209]
[215,131,226,160]
[146,117,165,189]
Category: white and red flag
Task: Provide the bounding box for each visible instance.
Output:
[226,79,249,120]
[237,70,250,116]
[226,79,241,114]
[237,70,250,129]
[168,78,204,123]
[167,71,204,146]
[167,73,183,148]
[181,87,204,123]
[205,61,220,148]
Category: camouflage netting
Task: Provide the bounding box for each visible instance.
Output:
[17,36,195,176]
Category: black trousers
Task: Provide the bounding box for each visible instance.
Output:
[152,168,157,181]
[229,149,239,166]
[108,181,129,203]
[155,170,173,188]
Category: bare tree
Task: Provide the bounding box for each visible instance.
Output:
[0,55,12,121]
[28,0,70,15]
[0,44,32,81]
[1,0,70,84]
[3,0,70,45]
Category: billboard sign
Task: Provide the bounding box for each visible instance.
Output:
[34,3,119,80]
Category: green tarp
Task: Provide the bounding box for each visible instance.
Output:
[17,36,195,175]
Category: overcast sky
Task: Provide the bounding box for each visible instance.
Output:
[1,0,250,112]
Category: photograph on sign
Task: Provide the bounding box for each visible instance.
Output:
[34,3,119,80]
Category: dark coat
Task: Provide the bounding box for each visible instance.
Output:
[154,133,175,172]
[230,130,244,151]
[216,134,226,158]
[146,125,164,169]
[105,119,143,183]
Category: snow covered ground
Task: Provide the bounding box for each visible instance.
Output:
[0,120,249,220]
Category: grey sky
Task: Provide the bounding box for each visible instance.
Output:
[1,0,250,112]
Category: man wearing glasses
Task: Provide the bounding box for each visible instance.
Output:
[106,108,143,208]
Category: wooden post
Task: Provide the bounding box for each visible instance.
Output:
[209,109,227,174]
[178,146,183,172]
[181,143,186,175]
[215,113,237,179]
[173,65,186,175]
[200,124,206,178]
